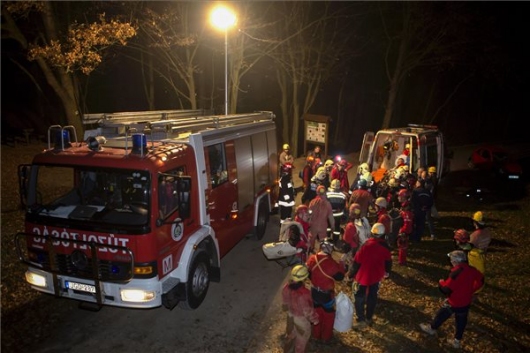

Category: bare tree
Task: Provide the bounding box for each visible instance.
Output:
[1,2,136,134]
[376,2,499,129]
[267,2,359,156]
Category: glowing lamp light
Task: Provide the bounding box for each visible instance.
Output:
[210,6,237,30]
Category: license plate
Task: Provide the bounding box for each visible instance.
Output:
[65,280,96,293]
[508,175,520,180]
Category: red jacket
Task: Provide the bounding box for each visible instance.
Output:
[342,221,360,253]
[281,282,319,323]
[376,209,391,235]
[399,209,414,235]
[439,263,484,308]
[306,253,345,291]
[349,237,392,286]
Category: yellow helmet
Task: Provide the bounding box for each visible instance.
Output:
[428,166,436,173]
[282,143,290,150]
[324,159,334,167]
[291,265,309,282]
[331,179,341,190]
[375,197,387,208]
[473,211,484,224]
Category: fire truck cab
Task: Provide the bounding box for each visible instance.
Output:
[16,110,278,310]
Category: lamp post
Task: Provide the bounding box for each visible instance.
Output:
[210,6,236,116]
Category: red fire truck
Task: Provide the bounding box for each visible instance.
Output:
[15,110,278,310]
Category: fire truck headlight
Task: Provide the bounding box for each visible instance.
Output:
[26,271,46,288]
[121,289,156,303]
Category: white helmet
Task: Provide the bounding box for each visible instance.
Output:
[448,250,467,264]
[371,223,386,236]
[375,197,387,209]
[320,238,334,254]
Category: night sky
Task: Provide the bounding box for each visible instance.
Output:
[1,2,529,152]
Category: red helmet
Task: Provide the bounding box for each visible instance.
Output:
[339,159,347,166]
[454,229,470,243]
[316,185,326,195]
[296,204,308,215]
[398,188,409,199]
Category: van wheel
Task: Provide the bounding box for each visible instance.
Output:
[255,201,269,240]
[179,252,210,310]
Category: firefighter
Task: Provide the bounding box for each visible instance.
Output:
[374,197,392,246]
[300,156,315,205]
[326,179,348,243]
[348,223,392,329]
[397,188,413,265]
[306,238,345,343]
[322,159,334,189]
[410,178,433,242]
[419,250,484,349]
[330,157,353,192]
[308,185,335,252]
[349,179,374,219]
[341,203,362,274]
[469,211,492,252]
[303,166,326,206]
[281,265,319,353]
[278,163,296,223]
[453,229,485,294]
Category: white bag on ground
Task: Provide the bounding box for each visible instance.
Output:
[333,291,354,332]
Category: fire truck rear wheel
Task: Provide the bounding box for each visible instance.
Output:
[180,251,210,310]
[255,200,269,240]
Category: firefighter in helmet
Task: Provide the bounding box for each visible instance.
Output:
[281,265,319,353]
[326,179,348,243]
[279,143,295,168]
[306,238,345,343]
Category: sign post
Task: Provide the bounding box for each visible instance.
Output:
[303,114,330,158]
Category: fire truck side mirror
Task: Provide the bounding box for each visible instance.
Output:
[17,164,31,209]
[178,177,191,219]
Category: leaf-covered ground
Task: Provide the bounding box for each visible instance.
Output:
[2,143,530,352]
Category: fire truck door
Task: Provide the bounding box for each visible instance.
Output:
[205,143,240,256]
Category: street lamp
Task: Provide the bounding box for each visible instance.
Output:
[210,5,236,116]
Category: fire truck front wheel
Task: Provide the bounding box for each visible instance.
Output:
[180,251,210,310]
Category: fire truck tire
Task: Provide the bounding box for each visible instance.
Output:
[179,251,210,310]
[254,200,269,240]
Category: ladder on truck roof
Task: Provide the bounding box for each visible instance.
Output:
[83,110,276,142]
[83,109,210,126]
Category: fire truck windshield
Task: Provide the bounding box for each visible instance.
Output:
[27,165,150,227]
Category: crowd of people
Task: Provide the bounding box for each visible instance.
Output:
[275,143,491,352]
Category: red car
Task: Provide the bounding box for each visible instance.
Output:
[468,145,523,180]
